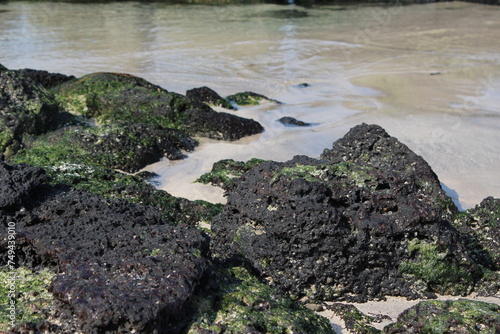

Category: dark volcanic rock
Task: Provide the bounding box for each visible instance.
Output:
[211,124,481,302]
[186,86,236,110]
[278,116,311,127]
[0,161,210,333]
[15,68,76,89]
[0,160,47,210]
[453,197,500,269]
[184,107,264,141]
[0,71,62,157]
[383,299,500,333]
[55,72,263,141]
[320,124,445,190]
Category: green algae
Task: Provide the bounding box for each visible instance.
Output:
[54,72,191,130]
[196,158,269,189]
[0,267,55,331]
[399,239,474,295]
[328,303,381,334]
[186,266,335,334]
[10,131,222,225]
[383,299,500,334]
[271,162,375,188]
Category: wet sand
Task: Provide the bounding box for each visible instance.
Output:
[318,294,500,333]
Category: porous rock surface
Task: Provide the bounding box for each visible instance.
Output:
[211,123,481,302]
[0,160,210,333]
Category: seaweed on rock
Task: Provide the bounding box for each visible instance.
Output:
[0,161,211,333]
[54,72,263,141]
[211,124,483,302]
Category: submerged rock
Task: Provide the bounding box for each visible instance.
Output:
[226,91,282,106]
[186,86,236,110]
[383,299,500,333]
[278,116,311,127]
[211,124,481,302]
[0,161,210,333]
[54,72,263,141]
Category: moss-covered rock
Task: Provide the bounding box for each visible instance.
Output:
[398,239,476,296]
[326,303,381,334]
[10,138,221,225]
[186,86,236,110]
[226,91,281,106]
[0,71,75,158]
[14,123,197,173]
[383,299,500,333]
[54,72,187,126]
[0,267,55,331]
[196,158,269,190]
[54,72,263,141]
[0,160,212,333]
[211,124,482,302]
[453,197,500,269]
[185,266,335,334]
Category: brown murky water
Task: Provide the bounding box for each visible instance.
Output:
[1,1,499,209]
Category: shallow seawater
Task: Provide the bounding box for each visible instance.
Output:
[1,0,499,209]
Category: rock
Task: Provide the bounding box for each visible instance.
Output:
[0,63,7,71]
[15,68,76,89]
[452,197,500,297]
[184,107,264,141]
[33,123,198,173]
[0,160,47,209]
[211,124,481,302]
[226,91,282,106]
[0,161,211,333]
[196,158,269,190]
[55,72,263,141]
[383,299,500,333]
[136,170,160,181]
[0,71,67,157]
[320,124,447,197]
[185,266,335,334]
[278,116,311,127]
[453,196,500,269]
[186,86,236,110]
[11,139,223,226]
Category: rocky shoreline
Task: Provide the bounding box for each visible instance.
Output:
[0,65,499,333]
